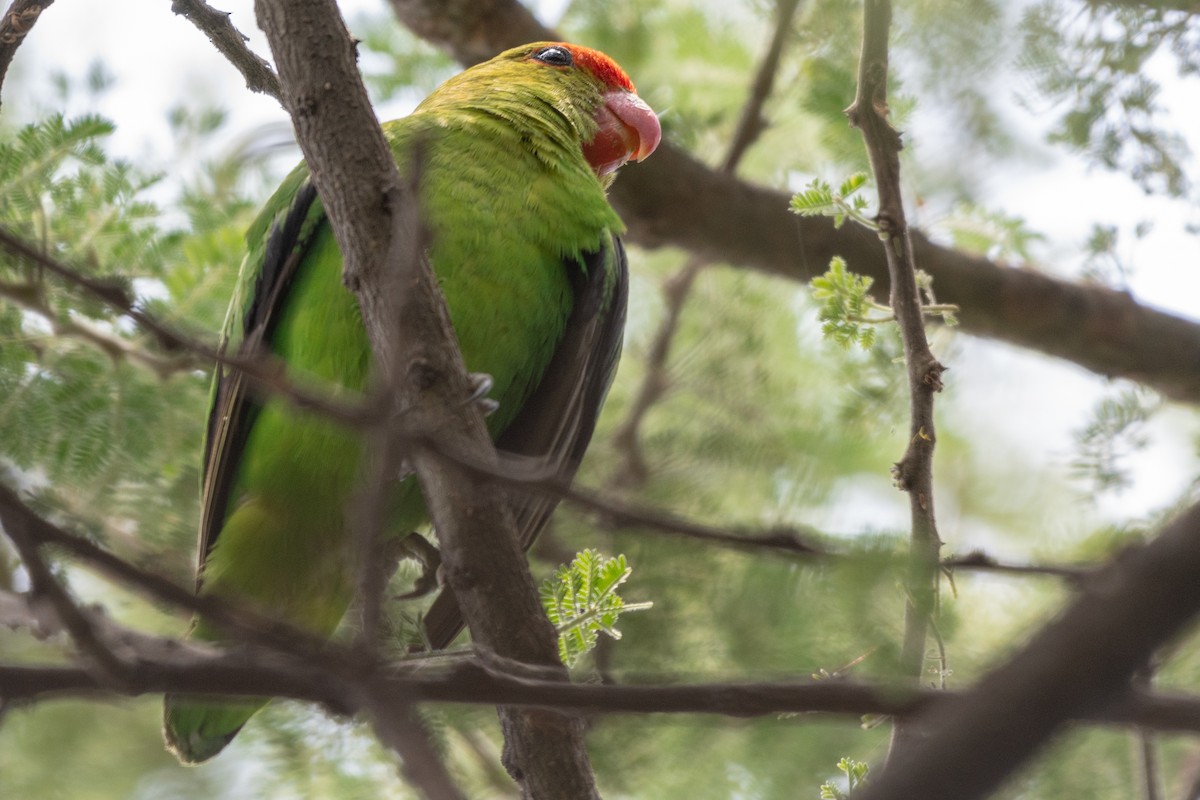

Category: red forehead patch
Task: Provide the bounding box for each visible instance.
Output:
[564,44,635,92]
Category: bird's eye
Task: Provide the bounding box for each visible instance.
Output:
[532,46,573,67]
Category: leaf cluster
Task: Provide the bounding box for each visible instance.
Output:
[808,256,884,350]
[540,549,651,667]
[1071,385,1161,494]
[1019,0,1199,197]
[819,757,869,799]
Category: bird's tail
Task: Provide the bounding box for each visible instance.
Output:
[162,694,267,765]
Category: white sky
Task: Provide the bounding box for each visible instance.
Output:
[6,0,1199,537]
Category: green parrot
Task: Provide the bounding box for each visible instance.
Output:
[162,42,659,764]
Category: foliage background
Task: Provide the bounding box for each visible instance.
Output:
[2,0,1200,797]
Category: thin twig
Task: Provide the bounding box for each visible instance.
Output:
[0,225,375,426]
[608,0,803,489]
[0,480,333,658]
[0,0,53,108]
[0,491,131,685]
[171,0,282,101]
[427,433,1104,580]
[0,278,192,377]
[845,0,945,756]
[351,148,428,652]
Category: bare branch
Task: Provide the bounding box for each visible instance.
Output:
[845,0,944,756]
[428,435,1107,582]
[0,480,344,662]
[12,637,1200,739]
[609,260,702,488]
[171,0,282,101]
[0,0,53,108]
[0,278,193,378]
[387,0,551,66]
[0,494,130,685]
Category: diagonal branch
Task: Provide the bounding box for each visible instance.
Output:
[0,0,53,108]
[0,490,131,685]
[857,500,1200,800]
[0,480,334,657]
[845,0,944,756]
[171,0,282,101]
[0,225,375,426]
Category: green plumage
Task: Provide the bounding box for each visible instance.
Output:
[163,43,634,764]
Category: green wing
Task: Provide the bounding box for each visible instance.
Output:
[420,232,629,649]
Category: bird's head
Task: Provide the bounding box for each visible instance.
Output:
[421,42,661,179]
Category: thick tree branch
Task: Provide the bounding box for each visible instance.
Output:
[387,0,551,66]
[846,0,943,755]
[0,0,52,108]
[857,501,1200,800]
[251,1,597,795]
[172,0,282,101]
[11,636,1200,738]
[387,0,1200,407]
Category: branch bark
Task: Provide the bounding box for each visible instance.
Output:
[172,0,282,101]
[845,0,943,756]
[856,500,1200,800]
[12,635,1200,738]
[386,0,1200,407]
[251,0,597,795]
[0,0,53,108]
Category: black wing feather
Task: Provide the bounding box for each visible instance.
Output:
[195,181,321,582]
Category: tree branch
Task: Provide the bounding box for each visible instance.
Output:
[11,635,1200,738]
[171,0,282,101]
[251,1,597,795]
[386,0,1200,407]
[0,480,334,657]
[845,0,944,756]
[0,225,375,425]
[0,0,53,108]
[0,493,131,686]
[857,500,1200,800]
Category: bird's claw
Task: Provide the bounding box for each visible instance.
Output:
[465,372,499,417]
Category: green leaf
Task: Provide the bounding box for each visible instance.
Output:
[809,257,881,350]
[540,550,652,667]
